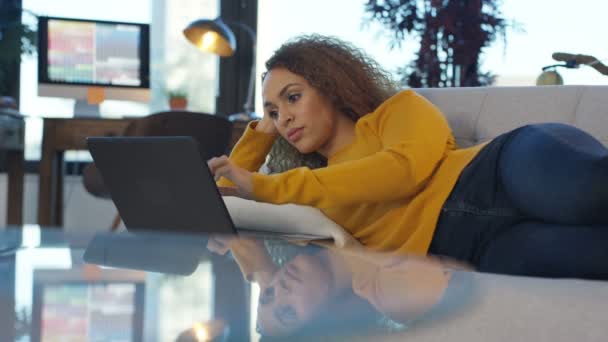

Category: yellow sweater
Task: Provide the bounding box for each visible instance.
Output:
[222,90,485,255]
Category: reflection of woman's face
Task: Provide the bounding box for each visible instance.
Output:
[256,253,334,336]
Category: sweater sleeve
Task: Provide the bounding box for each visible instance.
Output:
[228,238,278,285]
[251,90,452,208]
[345,253,450,323]
[217,121,277,187]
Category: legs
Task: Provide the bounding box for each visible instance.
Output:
[478,221,608,280]
[431,123,608,279]
[499,123,608,225]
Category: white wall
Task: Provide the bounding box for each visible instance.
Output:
[0,174,122,232]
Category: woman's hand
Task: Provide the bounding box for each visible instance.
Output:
[255,114,279,135]
[208,155,254,199]
[207,235,235,255]
[217,186,242,197]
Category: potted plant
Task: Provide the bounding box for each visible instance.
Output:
[167,89,188,110]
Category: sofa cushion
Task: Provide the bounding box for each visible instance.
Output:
[573,87,608,146]
[416,87,487,147]
[417,86,608,148]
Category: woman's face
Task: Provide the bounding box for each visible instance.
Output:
[256,253,334,336]
[262,68,343,155]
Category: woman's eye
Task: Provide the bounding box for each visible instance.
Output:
[259,286,275,305]
[268,111,278,120]
[287,93,300,103]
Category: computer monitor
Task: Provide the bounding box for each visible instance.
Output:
[31,269,145,342]
[37,16,150,116]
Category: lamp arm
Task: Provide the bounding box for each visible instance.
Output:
[541,63,570,71]
[226,21,257,114]
[552,53,608,76]
[586,58,608,76]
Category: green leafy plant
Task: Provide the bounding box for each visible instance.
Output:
[0,7,37,96]
[166,88,189,110]
[363,0,519,88]
[167,89,188,99]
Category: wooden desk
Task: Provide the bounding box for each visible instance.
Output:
[37,118,133,227]
[37,117,248,228]
[1,112,25,226]
[6,150,24,225]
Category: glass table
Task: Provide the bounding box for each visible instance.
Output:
[1,226,607,342]
[1,226,250,342]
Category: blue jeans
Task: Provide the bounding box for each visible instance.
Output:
[428,123,608,280]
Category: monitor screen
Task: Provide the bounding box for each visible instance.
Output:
[31,281,145,342]
[37,16,150,102]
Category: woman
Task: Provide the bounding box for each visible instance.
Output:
[210,34,608,279]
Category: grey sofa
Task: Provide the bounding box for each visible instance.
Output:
[395,85,608,342]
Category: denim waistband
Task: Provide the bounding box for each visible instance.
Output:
[440,200,522,218]
[440,128,526,219]
[429,129,526,262]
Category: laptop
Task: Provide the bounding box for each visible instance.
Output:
[87,136,326,240]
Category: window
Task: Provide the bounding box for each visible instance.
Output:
[255,0,608,111]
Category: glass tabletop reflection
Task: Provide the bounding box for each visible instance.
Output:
[2,225,606,342]
[0,226,250,342]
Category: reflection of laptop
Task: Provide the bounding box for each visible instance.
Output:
[87,136,325,239]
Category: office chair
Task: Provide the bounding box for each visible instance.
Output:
[83,111,233,230]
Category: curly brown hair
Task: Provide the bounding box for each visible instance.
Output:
[263,34,399,173]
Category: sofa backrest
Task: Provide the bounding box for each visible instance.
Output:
[416,86,608,147]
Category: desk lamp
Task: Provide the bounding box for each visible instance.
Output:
[537,52,608,85]
[183,17,257,121]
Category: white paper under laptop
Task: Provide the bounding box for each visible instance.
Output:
[223,196,357,247]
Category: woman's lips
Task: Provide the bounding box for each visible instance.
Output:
[287,128,304,142]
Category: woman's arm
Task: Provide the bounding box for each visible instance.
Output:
[208,236,278,286]
[209,119,279,284]
[251,91,453,208]
[344,251,453,323]
[217,120,277,188]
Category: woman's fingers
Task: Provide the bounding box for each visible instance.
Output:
[213,234,235,245]
[207,155,230,174]
[207,235,230,255]
[218,186,240,197]
[215,164,240,183]
[208,155,233,181]
[256,116,279,135]
[208,155,254,199]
